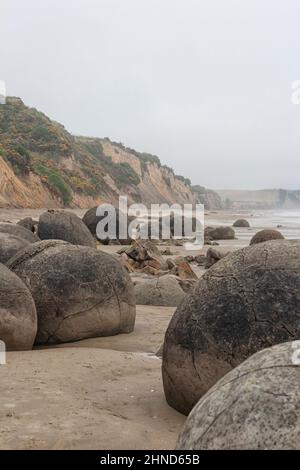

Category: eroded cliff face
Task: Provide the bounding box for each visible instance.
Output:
[0,97,220,210]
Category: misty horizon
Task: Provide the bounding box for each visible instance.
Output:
[2,0,300,191]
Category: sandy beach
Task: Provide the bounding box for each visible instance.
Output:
[0,208,299,449]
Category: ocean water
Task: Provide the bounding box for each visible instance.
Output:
[207,210,300,248]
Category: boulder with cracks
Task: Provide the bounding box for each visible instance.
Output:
[7,240,136,344]
[162,240,300,415]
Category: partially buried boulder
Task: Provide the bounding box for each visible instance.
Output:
[205,247,230,269]
[8,240,136,344]
[0,222,39,243]
[134,275,186,307]
[162,240,300,415]
[233,219,250,228]
[204,226,235,240]
[17,217,38,233]
[250,229,284,245]
[177,342,300,449]
[0,263,37,350]
[38,210,96,248]
[0,233,30,264]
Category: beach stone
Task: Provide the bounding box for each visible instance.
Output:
[134,275,186,307]
[82,206,134,244]
[17,217,38,233]
[8,240,136,344]
[205,247,230,269]
[0,263,37,350]
[233,219,250,228]
[38,210,96,248]
[170,258,197,280]
[177,342,300,450]
[250,229,284,245]
[204,226,235,240]
[0,233,30,264]
[0,222,39,243]
[162,240,300,415]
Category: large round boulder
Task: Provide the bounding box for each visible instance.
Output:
[38,210,96,248]
[134,275,186,306]
[233,219,250,228]
[0,222,39,243]
[162,240,300,415]
[7,240,136,344]
[204,226,235,240]
[0,263,37,350]
[250,229,284,245]
[82,206,134,244]
[0,233,30,264]
[177,342,300,449]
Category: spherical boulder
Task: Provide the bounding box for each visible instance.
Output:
[204,226,235,240]
[177,342,300,449]
[233,219,250,228]
[0,263,37,350]
[38,210,96,248]
[0,233,30,264]
[162,240,300,415]
[250,229,284,245]
[134,275,186,307]
[8,240,136,344]
[82,206,134,244]
[17,217,38,233]
[0,222,39,243]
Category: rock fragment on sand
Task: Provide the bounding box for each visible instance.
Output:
[233,219,250,228]
[204,226,235,240]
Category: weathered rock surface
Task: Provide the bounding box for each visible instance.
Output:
[250,229,284,245]
[162,240,300,415]
[177,342,300,449]
[8,240,136,344]
[82,206,134,244]
[233,219,250,228]
[0,263,37,350]
[0,233,30,264]
[134,275,186,307]
[38,210,96,248]
[0,222,39,243]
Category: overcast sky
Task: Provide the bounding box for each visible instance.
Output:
[1,0,300,189]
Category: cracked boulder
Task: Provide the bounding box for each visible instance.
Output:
[38,210,96,248]
[0,263,37,350]
[0,233,30,264]
[7,240,136,344]
[177,342,300,449]
[134,275,186,306]
[250,229,284,245]
[162,240,300,415]
[0,222,39,243]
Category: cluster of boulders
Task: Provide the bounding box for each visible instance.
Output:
[161,238,300,449]
[0,210,136,351]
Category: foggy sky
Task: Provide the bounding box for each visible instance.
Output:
[1,0,300,190]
